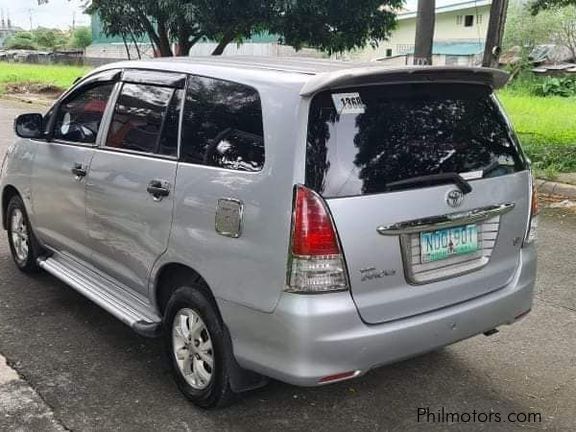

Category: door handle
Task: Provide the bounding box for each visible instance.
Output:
[147,180,171,200]
[71,164,87,178]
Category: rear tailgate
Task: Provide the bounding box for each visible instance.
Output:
[305,81,530,324]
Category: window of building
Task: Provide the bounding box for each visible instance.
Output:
[53,83,114,144]
[477,14,483,24]
[464,15,474,27]
[106,83,182,156]
[181,76,265,172]
[386,49,393,57]
[456,15,463,25]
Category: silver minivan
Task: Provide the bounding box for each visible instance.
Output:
[1,57,537,408]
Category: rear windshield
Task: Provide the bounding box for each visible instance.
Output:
[306,83,527,198]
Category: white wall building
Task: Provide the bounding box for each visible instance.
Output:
[347,0,492,66]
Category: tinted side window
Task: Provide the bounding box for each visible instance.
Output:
[181,77,264,172]
[53,83,114,144]
[106,83,181,155]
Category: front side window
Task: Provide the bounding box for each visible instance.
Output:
[306,83,528,198]
[181,76,265,172]
[106,83,182,155]
[53,83,114,144]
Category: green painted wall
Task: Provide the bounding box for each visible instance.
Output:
[91,13,279,44]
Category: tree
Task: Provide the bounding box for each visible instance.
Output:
[84,0,402,57]
[272,0,403,55]
[531,0,576,14]
[413,0,435,65]
[5,32,37,50]
[70,27,92,50]
[528,1,576,60]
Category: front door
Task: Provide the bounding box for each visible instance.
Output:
[85,76,183,295]
[31,77,117,261]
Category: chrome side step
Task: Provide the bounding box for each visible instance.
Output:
[38,254,162,338]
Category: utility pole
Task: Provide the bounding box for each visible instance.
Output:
[413,0,436,65]
[482,0,509,67]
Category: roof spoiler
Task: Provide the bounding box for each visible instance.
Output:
[299,66,509,97]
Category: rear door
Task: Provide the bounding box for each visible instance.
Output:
[306,83,531,324]
[85,70,184,295]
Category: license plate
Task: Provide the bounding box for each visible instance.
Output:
[420,224,479,263]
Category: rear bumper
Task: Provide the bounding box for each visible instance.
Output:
[220,246,536,387]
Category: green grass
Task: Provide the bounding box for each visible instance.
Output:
[498,91,576,174]
[0,63,91,94]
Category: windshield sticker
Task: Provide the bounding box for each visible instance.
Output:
[332,93,365,114]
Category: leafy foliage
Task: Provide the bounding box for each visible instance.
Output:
[273,0,403,55]
[534,76,576,97]
[70,27,93,49]
[85,0,402,56]
[530,0,576,14]
[4,28,84,51]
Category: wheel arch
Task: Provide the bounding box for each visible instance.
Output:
[153,263,221,319]
[2,185,21,230]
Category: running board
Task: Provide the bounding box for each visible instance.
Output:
[38,254,162,338]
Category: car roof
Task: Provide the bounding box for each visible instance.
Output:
[91,56,510,96]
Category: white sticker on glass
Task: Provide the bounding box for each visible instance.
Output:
[332,92,365,114]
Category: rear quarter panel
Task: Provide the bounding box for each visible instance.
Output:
[152,82,307,313]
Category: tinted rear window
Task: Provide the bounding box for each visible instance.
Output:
[306,84,527,198]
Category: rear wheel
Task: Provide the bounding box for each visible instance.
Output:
[164,283,235,409]
[6,195,41,273]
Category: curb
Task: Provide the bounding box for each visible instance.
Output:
[0,95,53,107]
[536,179,576,200]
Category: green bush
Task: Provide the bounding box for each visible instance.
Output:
[534,76,576,97]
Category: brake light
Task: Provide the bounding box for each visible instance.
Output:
[286,185,349,293]
[524,176,539,245]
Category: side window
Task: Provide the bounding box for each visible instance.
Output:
[106,83,182,156]
[53,83,114,144]
[181,76,265,172]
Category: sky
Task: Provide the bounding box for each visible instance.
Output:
[0,0,501,31]
[0,0,89,30]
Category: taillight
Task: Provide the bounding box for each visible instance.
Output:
[286,185,349,293]
[524,176,539,246]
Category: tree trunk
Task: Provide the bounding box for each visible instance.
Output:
[122,34,131,60]
[212,32,235,56]
[414,0,436,65]
[482,0,509,67]
[156,20,173,57]
[129,31,141,59]
[176,34,203,57]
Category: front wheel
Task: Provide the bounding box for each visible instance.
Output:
[6,195,41,273]
[164,284,235,409]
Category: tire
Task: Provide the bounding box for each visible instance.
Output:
[6,195,42,273]
[164,283,235,409]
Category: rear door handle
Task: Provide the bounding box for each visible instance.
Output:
[71,164,87,178]
[147,180,171,200]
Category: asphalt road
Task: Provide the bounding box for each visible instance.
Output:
[0,100,575,431]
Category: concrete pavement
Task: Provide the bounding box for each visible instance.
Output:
[0,100,575,431]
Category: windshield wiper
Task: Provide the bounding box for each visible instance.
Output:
[385,173,473,194]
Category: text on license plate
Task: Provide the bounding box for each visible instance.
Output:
[420,224,479,263]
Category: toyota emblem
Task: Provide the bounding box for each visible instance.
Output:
[446,190,464,208]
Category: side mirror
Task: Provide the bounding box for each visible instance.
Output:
[14,113,44,139]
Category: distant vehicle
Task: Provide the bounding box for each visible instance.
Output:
[1,57,538,408]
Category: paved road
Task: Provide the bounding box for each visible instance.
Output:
[0,101,575,431]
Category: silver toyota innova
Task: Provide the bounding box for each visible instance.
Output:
[1,57,538,408]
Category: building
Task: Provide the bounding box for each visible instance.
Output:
[348,0,492,66]
[0,11,23,48]
[87,14,323,60]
